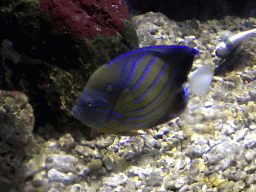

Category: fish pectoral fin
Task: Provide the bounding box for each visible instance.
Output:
[188,64,213,96]
[113,88,135,117]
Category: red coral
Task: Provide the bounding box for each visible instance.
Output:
[39,0,130,38]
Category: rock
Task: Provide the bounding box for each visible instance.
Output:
[143,134,156,149]
[102,156,117,172]
[218,181,245,192]
[48,168,75,185]
[75,145,101,158]
[187,160,201,184]
[0,90,34,141]
[76,164,91,176]
[231,128,248,142]
[44,154,78,173]
[223,167,247,181]
[0,90,34,190]
[164,174,187,190]
[64,184,88,192]
[242,131,256,148]
[102,173,128,187]
[32,171,49,187]
[124,178,142,190]
[95,135,114,148]
[90,159,103,172]
[146,171,163,187]
[58,133,75,151]
[246,184,256,192]
[132,12,178,47]
[203,141,246,173]
[186,143,210,158]
[245,149,255,162]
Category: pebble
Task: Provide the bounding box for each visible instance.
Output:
[249,124,256,130]
[242,131,256,148]
[119,136,131,145]
[164,174,187,190]
[129,178,142,189]
[232,128,248,142]
[44,154,78,173]
[75,145,101,158]
[65,184,87,192]
[58,133,75,150]
[146,172,163,187]
[186,143,210,158]
[247,184,256,192]
[155,124,172,137]
[90,159,103,171]
[175,156,191,170]
[102,173,128,187]
[187,160,200,184]
[244,149,255,162]
[128,166,147,180]
[32,171,48,187]
[204,101,213,107]
[102,156,116,172]
[113,186,124,192]
[95,136,114,148]
[220,124,234,135]
[203,141,245,172]
[143,134,156,148]
[76,164,91,176]
[48,169,74,185]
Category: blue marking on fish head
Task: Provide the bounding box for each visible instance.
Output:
[72,62,125,127]
[72,87,111,126]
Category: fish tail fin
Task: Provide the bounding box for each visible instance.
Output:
[188,64,213,95]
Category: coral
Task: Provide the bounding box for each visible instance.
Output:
[39,0,130,38]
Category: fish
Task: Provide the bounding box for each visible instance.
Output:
[72,45,213,135]
[215,28,256,58]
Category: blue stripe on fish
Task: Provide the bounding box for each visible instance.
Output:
[111,111,122,118]
[126,94,175,124]
[124,51,149,89]
[131,53,163,92]
[107,116,120,123]
[132,54,183,112]
[133,54,171,103]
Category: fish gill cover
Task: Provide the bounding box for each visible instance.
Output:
[39,0,131,38]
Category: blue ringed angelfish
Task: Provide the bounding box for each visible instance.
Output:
[72,45,213,135]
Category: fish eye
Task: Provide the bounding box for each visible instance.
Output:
[105,84,114,93]
[87,100,93,107]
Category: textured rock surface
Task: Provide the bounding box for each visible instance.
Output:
[0,90,34,191]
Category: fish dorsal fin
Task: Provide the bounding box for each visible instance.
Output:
[188,64,213,95]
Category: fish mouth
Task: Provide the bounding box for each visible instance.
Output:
[72,100,111,126]
[71,105,83,121]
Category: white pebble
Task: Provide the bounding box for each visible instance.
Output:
[48,169,74,185]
